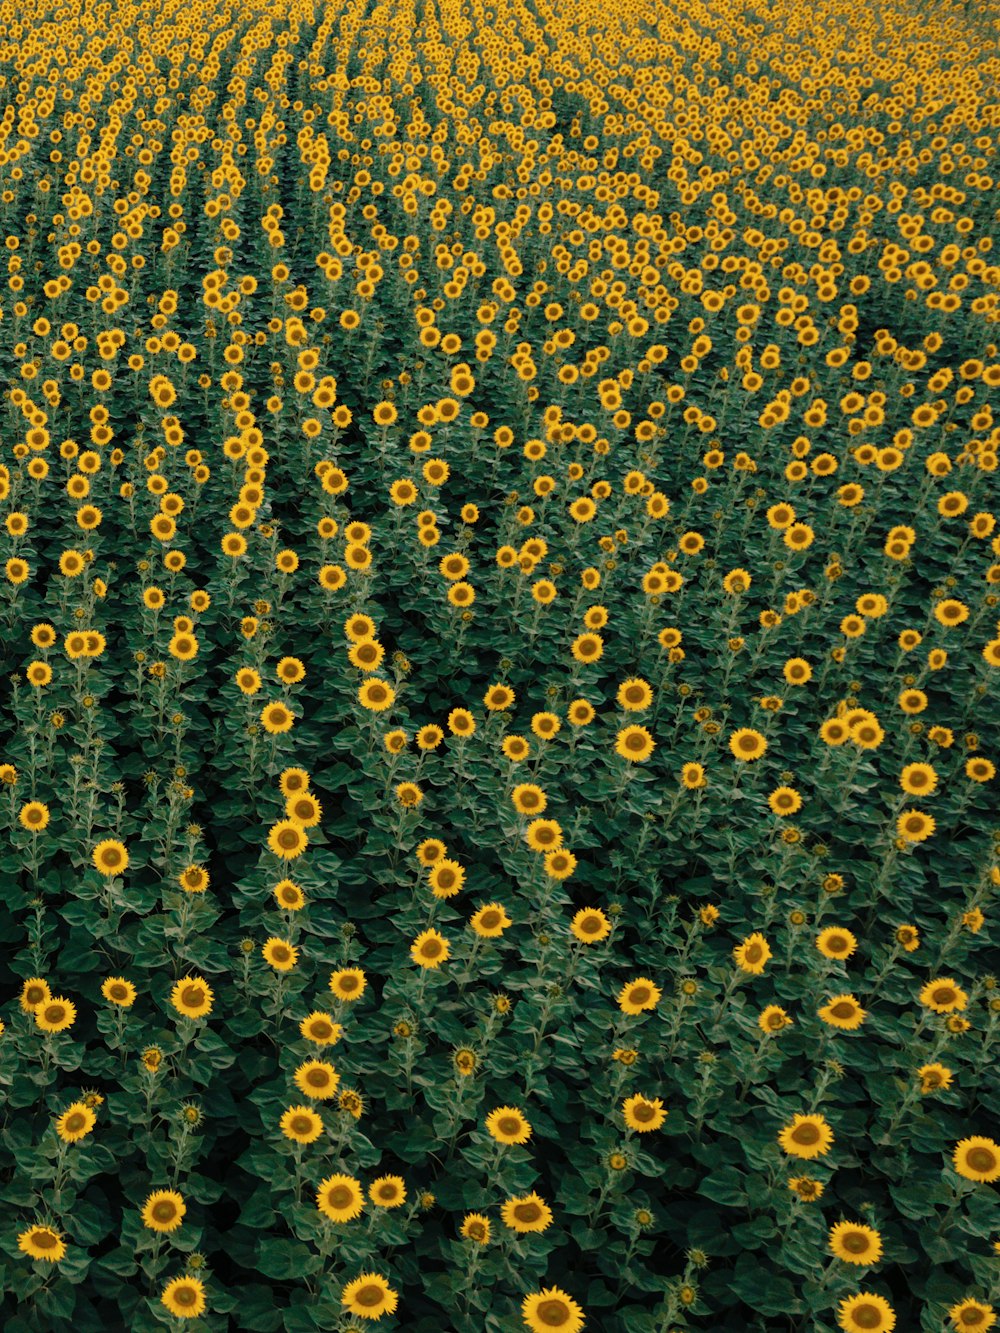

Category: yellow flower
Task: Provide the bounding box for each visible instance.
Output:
[486,1106,532,1145]
[160,1277,206,1320]
[778,1113,835,1160]
[280,1106,323,1144]
[501,1192,553,1233]
[521,1287,586,1333]
[622,1094,667,1133]
[262,938,298,971]
[837,1292,895,1333]
[953,1136,1000,1183]
[142,1191,187,1233]
[340,1272,398,1320]
[818,994,867,1031]
[617,978,662,1014]
[92,839,129,876]
[18,1225,66,1263]
[829,1222,882,1265]
[56,1102,96,1143]
[170,977,214,1020]
[733,933,771,975]
[317,1174,364,1223]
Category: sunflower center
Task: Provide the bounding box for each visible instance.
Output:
[537,1299,571,1326]
[629,986,651,1005]
[181,986,204,1008]
[307,1069,331,1088]
[34,1230,58,1249]
[933,988,956,1005]
[498,1117,521,1136]
[828,937,847,953]
[278,829,300,849]
[291,1117,313,1135]
[328,1186,354,1209]
[633,1102,655,1122]
[792,1122,821,1145]
[830,1002,856,1019]
[174,1286,198,1307]
[421,939,443,958]
[967,1147,998,1173]
[339,976,359,992]
[851,1303,883,1330]
[960,1310,986,1328]
[153,1202,177,1222]
[842,1232,870,1253]
[65,1113,86,1133]
[581,915,601,933]
[355,1283,385,1308]
[745,944,763,963]
[43,1005,66,1023]
[514,1203,541,1223]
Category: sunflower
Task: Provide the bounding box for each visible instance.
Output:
[92,839,129,876]
[570,908,611,944]
[818,994,867,1031]
[544,849,577,880]
[729,728,768,761]
[268,820,309,860]
[358,679,396,712]
[759,1005,793,1034]
[341,1272,399,1320]
[429,859,465,898]
[262,937,299,971]
[521,1287,586,1333]
[317,1174,365,1223]
[511,783,547,815]
[948,1300,997,1331]
[617,677,653,711]
[300,1012,342,1045]
[260,700,295,733]
[34,997,77,1033]
[525,819,563,853]
[285,792,322,827]
[160,1276,206,1320]
[470,904,512,938]
[788,1176,824,1202]
[837,1292,896,1333]
[571,632,604,663]
[830,1222,882,1265]
[486,1107,532,1145]
[461,1213,491,1244]
[681,762,707,789]
[816,928,858,960]
[779,1113,835,1160]
[622,1094,667,1133]
[501,1192,553,1233]
[18,1225,66,1263]
[19,800,50,831]
[484,683,515,711]
[236,667,262,695]
[615,725,655,762]
[919,978,968,1013]
[330,968,367,1002]
[294,1060,341,1101]
[953,1136,1000,1183]
[897,809,935,843]
[768,786,802,816]
[733,933,772,975]
[142,1190,187,1233]
[917,1063,953,1094]
[20,978,50,1013]
[169,977,214,1020]
[56,1102,96,1143]
[411,929,450,969]
[617,978,662,1015]
[280,1106,324,1144]
[899,762,938,795]
[274,879,306,911]
[101,976,137,1006]
[369,1176,407,1209]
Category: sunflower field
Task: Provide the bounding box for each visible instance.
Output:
[0,0,999,1328]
